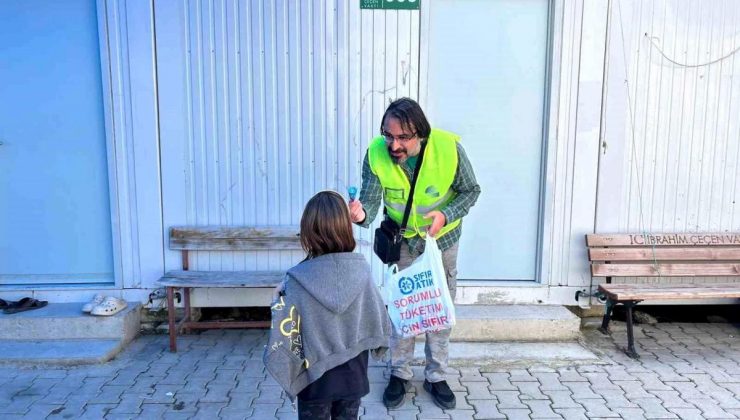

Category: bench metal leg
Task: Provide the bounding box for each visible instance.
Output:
[624,300,640,359]
[599,299,615,335]
[167,286,177,352]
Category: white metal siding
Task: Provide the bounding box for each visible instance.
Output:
[155,1,420,274]
[542,0,608,289]
[100,0,164,289]
[598,0,740,284]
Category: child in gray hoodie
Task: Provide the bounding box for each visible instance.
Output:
[264,190,392,419]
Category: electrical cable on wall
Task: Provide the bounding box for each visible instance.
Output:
[645,33,740,69]
[616,0,662,279]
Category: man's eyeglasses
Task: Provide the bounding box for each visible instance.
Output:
[381,131,417,144]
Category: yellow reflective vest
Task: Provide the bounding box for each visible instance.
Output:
[368,128,461,239]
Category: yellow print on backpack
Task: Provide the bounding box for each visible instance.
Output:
[271,296,286,311]
[278,305,306,361]
[279,306,300,337]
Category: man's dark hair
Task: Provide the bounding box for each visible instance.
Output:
[380,97,431,139]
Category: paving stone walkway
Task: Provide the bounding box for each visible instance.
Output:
[0,321,738,419]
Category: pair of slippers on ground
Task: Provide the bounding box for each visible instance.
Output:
[0,297,48,314]
[83,294,128,316]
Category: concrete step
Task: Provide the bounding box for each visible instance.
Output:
[0,302,140,342]
[0,339,125,365]
[450,305,581,342]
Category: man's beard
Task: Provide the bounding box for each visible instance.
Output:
[388,146,407,164]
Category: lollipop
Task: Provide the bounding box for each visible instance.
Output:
[348,186,358,201]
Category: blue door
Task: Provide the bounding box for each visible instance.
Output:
[0,1,114,286]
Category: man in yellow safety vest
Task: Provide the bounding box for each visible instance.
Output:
[350,97,481,410]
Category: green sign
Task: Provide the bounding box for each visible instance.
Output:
[361,0,420,10]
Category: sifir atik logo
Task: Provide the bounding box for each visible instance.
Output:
[398,270,435,295]
[398,277,415,295]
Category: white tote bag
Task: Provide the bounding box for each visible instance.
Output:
[384,236,456,338]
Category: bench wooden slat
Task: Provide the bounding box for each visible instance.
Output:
[592,263,740,277]
[599,282,739,290]
[170,226,301,250]
[158,270,285,287]
[586,233,740,247]
[598,283,740,301]
[589,247,740,261]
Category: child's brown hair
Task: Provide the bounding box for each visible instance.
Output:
[300,191,356,259]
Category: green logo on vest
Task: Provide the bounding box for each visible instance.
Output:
[425,185,440,198]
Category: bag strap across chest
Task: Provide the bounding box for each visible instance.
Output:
[398,141,428,234]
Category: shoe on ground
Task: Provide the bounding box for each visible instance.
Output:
[82,294,106,313]
[383,375,409,409]
[2,297,48,314]
[90,296,127,316]
[0,298,17,310]
[423,379,456,409]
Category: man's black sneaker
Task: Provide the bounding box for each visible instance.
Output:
[383,375,409,409]
[423,379,456,409]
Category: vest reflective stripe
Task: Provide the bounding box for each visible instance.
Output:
[368,128,461,239]
[415,189,455,214]
[386,188,455,215]
[386,202,406,213]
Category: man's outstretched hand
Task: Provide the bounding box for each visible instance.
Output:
[424,210,446,237]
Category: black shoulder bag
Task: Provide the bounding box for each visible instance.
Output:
[373,141,427,264]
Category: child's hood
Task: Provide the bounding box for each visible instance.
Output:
[286,252,370,314]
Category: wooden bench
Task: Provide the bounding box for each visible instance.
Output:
[157,226,301,352]
[586,233,740,358]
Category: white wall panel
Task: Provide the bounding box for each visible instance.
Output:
[540,0,608,291]
[156,0,420,275]
[543,0,580,289]
[598,0,740,284]
[100,0,164,288]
